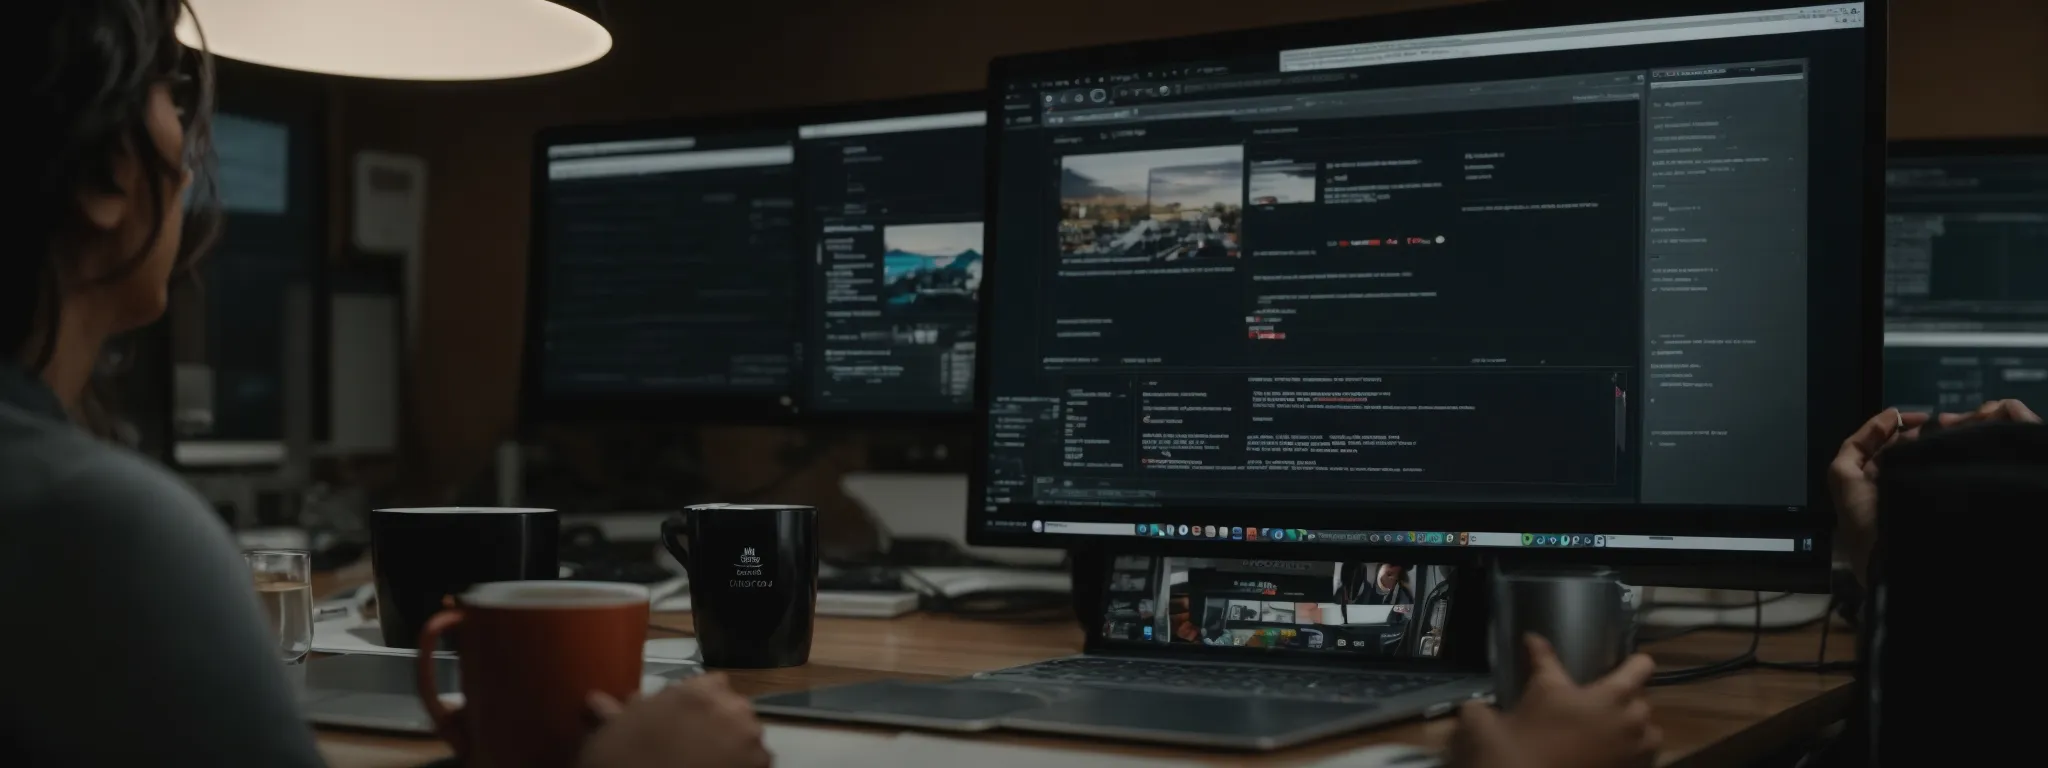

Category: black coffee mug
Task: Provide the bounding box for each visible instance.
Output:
[661,504,818,668]
[1490,566,1631,708]
[370,507,560,649]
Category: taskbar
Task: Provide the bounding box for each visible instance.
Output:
[1029,521,1810,553]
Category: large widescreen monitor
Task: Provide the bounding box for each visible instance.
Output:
[1884,138,2048,412]
[528,119,801,421]
[526,95,987,423]
[973,1,1886,568]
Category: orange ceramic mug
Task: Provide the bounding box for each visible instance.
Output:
[415,581,650,768]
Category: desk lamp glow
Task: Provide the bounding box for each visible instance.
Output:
[176,0,611,81]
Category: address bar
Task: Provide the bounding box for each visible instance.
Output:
[1280,3,1862,72]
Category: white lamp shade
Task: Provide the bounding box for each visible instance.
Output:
[177,0,611,81]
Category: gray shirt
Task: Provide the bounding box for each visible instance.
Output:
[0,364,324,766]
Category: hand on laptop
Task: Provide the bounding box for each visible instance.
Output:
[578,673,772,768]
[1448,635,1658,768]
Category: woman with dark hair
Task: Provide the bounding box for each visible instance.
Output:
[5,4,765,766]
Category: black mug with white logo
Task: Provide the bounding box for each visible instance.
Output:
[661,504,818,668]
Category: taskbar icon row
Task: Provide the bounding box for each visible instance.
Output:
[1120,524,1604,548]
[1135,523,1317,542]
[1030,520,1804,554]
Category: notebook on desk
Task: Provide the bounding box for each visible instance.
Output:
[756,556,1488,751]
[300,654,695,733]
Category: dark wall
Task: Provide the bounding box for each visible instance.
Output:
[326,0,2048,495]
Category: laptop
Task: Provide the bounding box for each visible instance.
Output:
[754,556,1491,750]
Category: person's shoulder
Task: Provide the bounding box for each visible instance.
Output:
[0,409,216,541]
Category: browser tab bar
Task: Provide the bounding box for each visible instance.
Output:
[1279,3,1863,72]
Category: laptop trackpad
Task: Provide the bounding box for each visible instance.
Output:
[755,680,1054,731]
[998,687,1379,746]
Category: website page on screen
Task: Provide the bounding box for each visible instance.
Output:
[983,4,1871,540]
[541,134,800,396]
[1101,555,1453,657]
[799,112,986,413]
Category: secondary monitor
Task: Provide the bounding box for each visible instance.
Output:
[796,95,986,417]
[975,1,1886,566]
[528,120,802,420]
[1883,138,2048,412]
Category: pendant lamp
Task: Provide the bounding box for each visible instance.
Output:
[176,0,611,81]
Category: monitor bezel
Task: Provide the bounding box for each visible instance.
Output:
[968,0,1890,571]
[1888,136,2048,160]
[523,92,988,428]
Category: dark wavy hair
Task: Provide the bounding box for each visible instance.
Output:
[13,0,218,430]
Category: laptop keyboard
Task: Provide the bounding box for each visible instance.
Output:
[978,657,1461,703]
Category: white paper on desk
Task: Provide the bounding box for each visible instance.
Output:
[312,616,701,664]
[1301,744,1442,768]
[906,567,1072,597]
[762,724,902,767]
[890,733,1203,767]
[311,615,454,659]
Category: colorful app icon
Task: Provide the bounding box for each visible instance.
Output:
[1245,528,1258,541]
[1135,523,1147,536]
[1178,525,1190,536]
[1521,533,1534,546]
[1142,625,1154,639]
[1231,527,1244,540]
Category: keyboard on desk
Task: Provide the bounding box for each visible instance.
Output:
[976,656,1460,703]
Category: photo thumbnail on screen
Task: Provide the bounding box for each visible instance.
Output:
[1061,145,1244,263]
[1102,556,1451,657]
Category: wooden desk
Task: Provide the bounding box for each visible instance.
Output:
[315,609,1855,768]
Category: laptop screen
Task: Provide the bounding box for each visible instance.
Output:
[1102,555,1451,657]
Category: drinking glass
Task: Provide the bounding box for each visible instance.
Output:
[246,550,314,667]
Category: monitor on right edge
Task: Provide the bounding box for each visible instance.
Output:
[1884,138,2048,412]
[974,1,1887,567]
